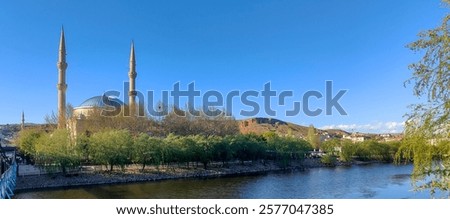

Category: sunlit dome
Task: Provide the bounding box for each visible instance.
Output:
[75,95,125,109]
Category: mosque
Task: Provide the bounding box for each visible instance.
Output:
[55,28,139,136]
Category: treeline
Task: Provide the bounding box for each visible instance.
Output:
[48,107,240,137]
[16,129,313,174]
[320,139,402,165]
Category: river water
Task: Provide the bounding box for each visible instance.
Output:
[15,163,435,199]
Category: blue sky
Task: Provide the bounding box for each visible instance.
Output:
[0,0,448,133]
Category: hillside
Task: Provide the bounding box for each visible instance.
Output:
[238,117,350,139]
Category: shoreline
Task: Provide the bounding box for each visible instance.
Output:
[14,159,386,193]
[15,161,305,193]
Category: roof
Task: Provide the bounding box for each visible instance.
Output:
[75,95,125,109]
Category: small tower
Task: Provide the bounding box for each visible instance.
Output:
[128,41,137,116]
[21,111,25,130]
[57,27,68,129]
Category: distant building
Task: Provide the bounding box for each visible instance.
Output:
[343,133,367,143]
[378,133,403,142]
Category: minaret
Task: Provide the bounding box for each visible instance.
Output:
[21,111,25,130]
[128,41,137,116]
[57,27,68,129]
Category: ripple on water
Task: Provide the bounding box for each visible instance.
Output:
[15,164,439,199]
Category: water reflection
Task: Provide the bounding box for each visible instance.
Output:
[15,164,434,199]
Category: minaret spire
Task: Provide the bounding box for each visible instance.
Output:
[21,111,25,130]
[57,27,68,129]
[128,41,137,116]
[59,27,66,63]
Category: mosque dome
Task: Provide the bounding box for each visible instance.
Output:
[72,95,125,119]
[76,95,125,109]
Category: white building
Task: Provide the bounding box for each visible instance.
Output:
[343,134,366,143]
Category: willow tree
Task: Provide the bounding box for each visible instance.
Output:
[398,1,450,196]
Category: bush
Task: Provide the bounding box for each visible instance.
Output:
[321,154,337,166]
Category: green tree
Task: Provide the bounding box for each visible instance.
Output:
[339,140,357,163]
[229,134,266,164]
[212,136,234,166]
[15,128,43,163]
[34,129,80,175]
[321,139,341,156]
[354,142,370,161]
[133,133,164,172]
[89,129,133,171]
[163,134,184,168]
[398,0,450,195]
[359,141,391,162]
[179,136,197,167]
[162,107,239,137]
[75,133,90,164]
[191,135,215,169]
[229,135,251,164]
[307,125,320,150]
[266,135,312,167]
[321,154,337,166]
[262,131,278,140]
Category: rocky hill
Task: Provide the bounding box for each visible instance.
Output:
[239,117,350,139]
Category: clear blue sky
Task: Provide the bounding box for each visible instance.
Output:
[0,0,447,133]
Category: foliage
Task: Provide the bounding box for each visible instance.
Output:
[162,134,183,166]
[133,133,164,171]
[265,134,313,167]
[16,128,43,160]
[212,135,234,166]
[190,135,215,169]
[89,129,133,171]
[355,141,393,162]
[44,103,74,128]
[397,128,450,195]
[321,154,337,166]
[398,1,450,195]
[74,107,159,136]
[34,129,80,175]
[307,125,320,150]
[75,133,90,163]
[229,134,266,164]
[162,107,240,137]
[19,125,408,176]
[320,139,400,163]
[321,139,341,155]
[339,140,358,163]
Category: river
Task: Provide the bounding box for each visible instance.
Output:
[15,163,435,199]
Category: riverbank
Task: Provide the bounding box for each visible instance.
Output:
[15,158,384,193]
[15,161,305,192]
[16,163,421,199]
